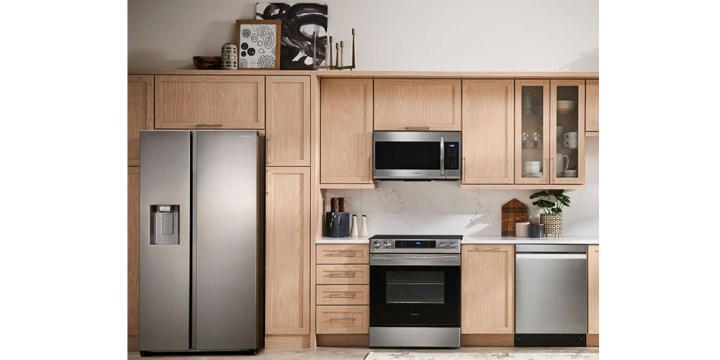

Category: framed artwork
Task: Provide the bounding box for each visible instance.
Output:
[234,19,281,69]
[256,3,328,70]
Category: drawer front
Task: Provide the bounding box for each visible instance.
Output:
[317,285,369,305]
[316,306,369,334]
[317,265,369,285]
[317,244,369,264]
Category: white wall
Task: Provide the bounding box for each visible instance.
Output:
[128,0,598,71]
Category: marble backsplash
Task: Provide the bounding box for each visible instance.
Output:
[325,137,599,237]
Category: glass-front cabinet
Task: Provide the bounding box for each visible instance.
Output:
[515,79,585,185]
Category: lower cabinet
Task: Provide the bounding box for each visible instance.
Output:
[461,244,515,346]
[315,244,369,346]
[128,167,140,351]
[265,167,311,348]
[588,245,599,346]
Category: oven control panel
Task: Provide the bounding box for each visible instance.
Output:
[370,235,462,253]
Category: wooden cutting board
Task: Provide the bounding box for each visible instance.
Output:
[501,199,529,237]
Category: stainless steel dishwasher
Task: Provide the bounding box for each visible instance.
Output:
[515,244,587,347]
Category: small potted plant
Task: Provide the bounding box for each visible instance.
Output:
[529,190,571,237]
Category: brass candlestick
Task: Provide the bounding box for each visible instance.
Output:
[313,28,356,71]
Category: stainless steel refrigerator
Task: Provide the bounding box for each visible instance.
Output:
[139,130,264,354]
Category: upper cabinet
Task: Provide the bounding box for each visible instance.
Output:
[374,79,461,131]
[320,79,374,184]
[585,79,599,134]
[155,75,265,129]
[266,76,311,166]
[514,79,585,185]
[462,80,514,185]
[128,75,154,166]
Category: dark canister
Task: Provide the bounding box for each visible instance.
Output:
[529,223,545,238]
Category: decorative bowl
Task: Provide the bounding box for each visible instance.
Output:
[193,56,222,70]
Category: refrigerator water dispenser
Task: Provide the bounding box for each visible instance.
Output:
[150,205,180,245]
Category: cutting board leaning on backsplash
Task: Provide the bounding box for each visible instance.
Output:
[501,198,529,236]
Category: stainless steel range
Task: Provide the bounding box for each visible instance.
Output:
[369,235,462,348]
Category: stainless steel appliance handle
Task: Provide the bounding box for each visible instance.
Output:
[516,253,587,260]
[440,136,445,175]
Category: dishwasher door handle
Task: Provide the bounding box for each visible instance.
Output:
[516,253,587,260]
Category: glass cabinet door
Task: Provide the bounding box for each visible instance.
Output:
[550,80,585,184]
[515,80,550,184]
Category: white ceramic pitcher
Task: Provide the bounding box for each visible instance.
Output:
[556,153,569,176]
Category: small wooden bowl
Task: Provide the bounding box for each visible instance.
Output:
[193,56,221,70]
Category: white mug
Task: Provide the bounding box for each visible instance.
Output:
[556,154,569,176]
[564,138,578,149]
[524,160,541,174]
[563,131,578,140]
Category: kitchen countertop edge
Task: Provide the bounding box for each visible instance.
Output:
[316,235,598,245]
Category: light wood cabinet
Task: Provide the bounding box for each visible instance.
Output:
[316,265,369,285]
[586,79,599,133]
[550,79,585,185]
[320,79,373,184]
[127,167,140,350]
[128,76,153,166]
[461,245,514,334]
[155,75,265,129]
[316,306,369,334]
[374,79,461,131]
[462,79,514,184]
[266,76,311,166]
[265,167,311,335]
[588,245,599,342]
[316,285,369,306]
[317,244,369,264]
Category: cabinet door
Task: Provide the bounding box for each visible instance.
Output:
[461,245,514,334]
[586,79,599,133]
[550,79,585,184]
[374,79,461,130]
[127,167,140,350]
[588,245,599,336]
[462,79,514,184]
[128,76,153,166]
[515,80,550,184]
[316,244,369,264]
[266,167,310,335]
[155,75,265,129]
[320,79,373,184]
[266,76,310,166]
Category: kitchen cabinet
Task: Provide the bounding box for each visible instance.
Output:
[316,244,369,264]
[266,76,311,166]
[155,75,265,129]
[320,79,373,184]
[128,75,153,166]
[514,79,585,185]
[316,306,369,334]
[265,167,311,336]
[461,245,514,336]
[586,79,599,134]
[127,166,140,350]
[588,244,599,346]
[374,79,461,131]
[462,79,514,184]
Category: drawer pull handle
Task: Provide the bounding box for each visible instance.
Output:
[325,250,360,258]
[328,292,357,298]
[405,126,430,130]
[196,123,222,128]
[328,317,356,323]
[327,272,357,278]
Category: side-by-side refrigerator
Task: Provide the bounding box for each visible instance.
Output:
[139,130,264,355]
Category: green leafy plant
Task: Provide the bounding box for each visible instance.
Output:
[530,190,570,214]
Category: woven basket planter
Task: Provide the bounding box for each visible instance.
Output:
[540,213,563,237]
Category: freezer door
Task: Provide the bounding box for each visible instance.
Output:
[139,131,191,351]
[194,131,260,350]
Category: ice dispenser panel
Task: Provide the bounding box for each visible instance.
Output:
[150,205,180,245]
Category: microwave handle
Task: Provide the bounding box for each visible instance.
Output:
[440,136,445,175]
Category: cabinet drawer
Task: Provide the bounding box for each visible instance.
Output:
[317,285,369,305]
[316,306,369,334]
[317,265,369,285]
[317,244,369,264]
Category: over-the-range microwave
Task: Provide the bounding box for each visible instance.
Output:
[373,131,461,180]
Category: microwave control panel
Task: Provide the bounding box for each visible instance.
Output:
[445,142,459,170]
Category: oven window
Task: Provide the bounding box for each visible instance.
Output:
[386,270,445,304]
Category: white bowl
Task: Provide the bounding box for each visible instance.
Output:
[558,100,576,109]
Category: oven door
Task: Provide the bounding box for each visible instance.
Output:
[373,131,461,180]
[370,254,461,327]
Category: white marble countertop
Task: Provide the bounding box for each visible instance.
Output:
[316,235,598,245]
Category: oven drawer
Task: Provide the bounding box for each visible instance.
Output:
[317,265,369,284]
[316,306,369,334]
[317,244,369,264]
[317,285,369,305]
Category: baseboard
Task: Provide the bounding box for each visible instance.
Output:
[128,335,138,351]
[461,334,514,347]
[587,334,599,347]
[265,335,310,349]
[317,334,369,347]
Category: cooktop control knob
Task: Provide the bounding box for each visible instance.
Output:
[383,240,392,248]
[449,241,457,248]
[372,240,382,249]
[439,241,447,248]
